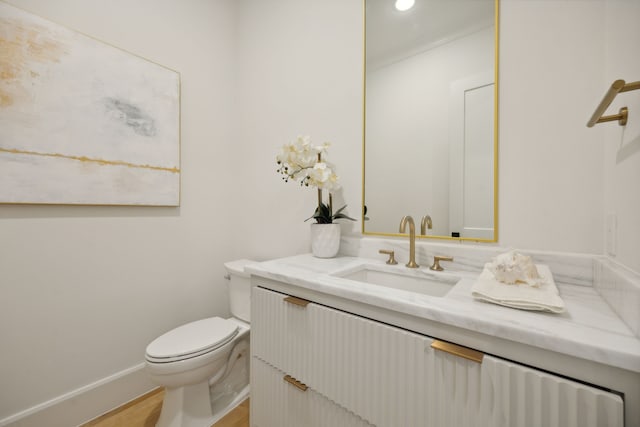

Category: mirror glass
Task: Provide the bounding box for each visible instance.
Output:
[363,0,498,241]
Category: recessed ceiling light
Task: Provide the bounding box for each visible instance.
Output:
[395,0,415,12]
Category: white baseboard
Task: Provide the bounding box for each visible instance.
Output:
[1,363,157,427]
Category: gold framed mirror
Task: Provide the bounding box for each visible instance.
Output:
[362,0,499,242]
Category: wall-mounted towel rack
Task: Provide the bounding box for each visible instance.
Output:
[587,79,640,127]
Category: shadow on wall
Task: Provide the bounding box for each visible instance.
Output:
[616,130,640,164]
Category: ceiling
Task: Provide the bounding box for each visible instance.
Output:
[365,0,495,69]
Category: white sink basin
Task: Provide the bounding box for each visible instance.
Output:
[332,264,460,297]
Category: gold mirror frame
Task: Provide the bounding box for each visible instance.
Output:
[361,0,499,243]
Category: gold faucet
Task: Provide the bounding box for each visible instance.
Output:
[399,215,419,268]
[420,215,433,235]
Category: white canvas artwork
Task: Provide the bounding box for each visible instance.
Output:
[0,2,180,205]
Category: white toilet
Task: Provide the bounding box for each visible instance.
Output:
[145,259,256,427]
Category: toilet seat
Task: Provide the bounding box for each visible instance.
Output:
[145,317,239,364]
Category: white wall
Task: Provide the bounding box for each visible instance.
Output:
[0,0,237,423]
[497,0,605,253]
[603,0,640,274]
[231,0,363,260]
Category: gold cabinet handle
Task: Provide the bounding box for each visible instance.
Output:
[283,375,308,392]
[431,340,484,363]
[283,296,310,307]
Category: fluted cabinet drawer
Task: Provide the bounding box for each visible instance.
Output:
[250,356,373,427]
[252,286,624,427]
[252,286,437,426]
[480,355,623,427]
[302,294,436,426]
[427,349,623,427]
[251,286,314,381]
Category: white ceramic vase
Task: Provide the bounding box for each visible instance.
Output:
[310,223,341,258]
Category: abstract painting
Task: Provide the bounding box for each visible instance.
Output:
[0,2,180,205]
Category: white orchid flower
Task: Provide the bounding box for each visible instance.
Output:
[276,136,353,224]
[309,162,331,185]
[314,141,331,154]
[276,136,341,190]
[325,171,340,191]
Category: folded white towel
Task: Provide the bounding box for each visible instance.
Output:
[471,264,565,313]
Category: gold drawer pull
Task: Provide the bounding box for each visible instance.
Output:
[283,296,310,307]
[283,375,308,392]
[431,340,484,364]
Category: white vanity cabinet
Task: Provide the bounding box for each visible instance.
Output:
[251,285,624,427]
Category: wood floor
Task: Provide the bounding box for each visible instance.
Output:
[81,388,249,427]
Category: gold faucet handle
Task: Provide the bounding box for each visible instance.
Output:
[379,249,398,265]
[430,255,454,271]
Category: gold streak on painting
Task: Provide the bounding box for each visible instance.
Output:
[0,92,12,107]
[0,147,180,174]
[0,18,68,108]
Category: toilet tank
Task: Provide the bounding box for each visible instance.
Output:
[223,259,258,323]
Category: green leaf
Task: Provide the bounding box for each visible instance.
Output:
[303,202,356,223]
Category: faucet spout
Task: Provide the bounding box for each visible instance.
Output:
[399,215,419,268]
[420,215,433,235]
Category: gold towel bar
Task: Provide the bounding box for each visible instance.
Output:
[587,79,640,127]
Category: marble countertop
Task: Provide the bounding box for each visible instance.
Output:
[246,254,640,373]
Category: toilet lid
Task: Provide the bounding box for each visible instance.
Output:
[146,317,239,361]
